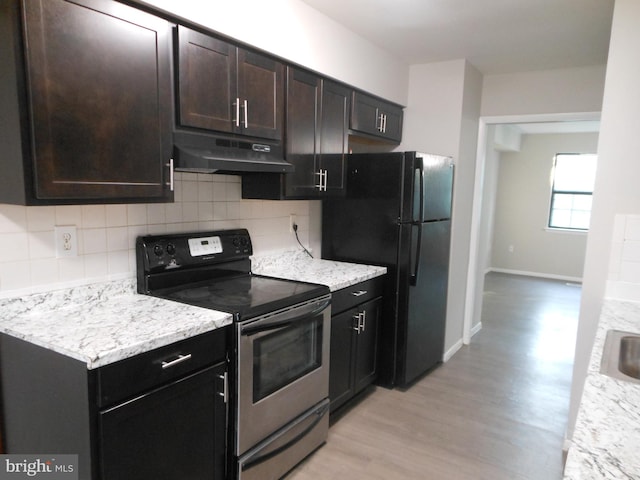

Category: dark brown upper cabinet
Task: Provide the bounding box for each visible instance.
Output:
[242,67,349,199]
[177,26,284,141]
[0,0,174,205]
[351,91,403,143]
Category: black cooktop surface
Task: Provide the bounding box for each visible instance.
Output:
[156,273,329,320]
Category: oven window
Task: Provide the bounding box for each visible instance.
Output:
[253,317,323,402]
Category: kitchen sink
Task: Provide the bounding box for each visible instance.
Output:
[600,330,640,384]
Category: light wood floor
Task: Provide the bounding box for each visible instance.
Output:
[287,272,580,479]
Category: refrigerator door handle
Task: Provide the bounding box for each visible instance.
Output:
[414,157,425,223]
[410,223,422,286]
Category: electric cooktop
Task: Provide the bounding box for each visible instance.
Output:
[136,229,329,320]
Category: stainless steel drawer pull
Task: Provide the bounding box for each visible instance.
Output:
[218,372,228,404]
[351,290,368,297]
[161,353,192,369]
[353,313,363,333]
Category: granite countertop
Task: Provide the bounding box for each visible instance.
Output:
[0,249,385,370]
[564,299,640,479]
[251,250,387,291]
[0,279,232,369]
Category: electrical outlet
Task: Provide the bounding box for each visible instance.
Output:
[55,225,78,258]
[289,214,297,233]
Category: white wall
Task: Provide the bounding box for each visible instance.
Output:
[491,132,598,280]
[482,65,607,117]
[399,59,483,357]
[568,0,640,439]
[138,0,409,105]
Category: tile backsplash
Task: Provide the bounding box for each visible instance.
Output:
[0,173,314,297]
[606,214,640,301]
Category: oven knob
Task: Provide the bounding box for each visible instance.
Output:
[240,237,249,247]
[153,244,163,257]
[166,243,176,255]
[232,237,240,247]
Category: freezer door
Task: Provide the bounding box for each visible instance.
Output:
[413,154,454,222]
[398,220,451,386]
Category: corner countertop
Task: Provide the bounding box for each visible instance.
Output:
[0,279,232,369]
[564,299,640,479]
[251,250,387,291]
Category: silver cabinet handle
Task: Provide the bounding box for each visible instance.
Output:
[377,111,384,132]
[351,290,368,297]
[234,97,240,127]
[243,99,248,128]
[315,170,324,190]
[166,158,174,191]
[360,310,366,332]
[382,113,387,133]
[218,372,228,404]
[352,313,362,333]
[161,353,192,369]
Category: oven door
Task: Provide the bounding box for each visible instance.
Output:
[236,295,331,456]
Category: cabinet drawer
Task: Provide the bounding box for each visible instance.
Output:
[96,327,229,408]
[331,276,384,315]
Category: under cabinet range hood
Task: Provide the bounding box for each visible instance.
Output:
[172,131,294,174]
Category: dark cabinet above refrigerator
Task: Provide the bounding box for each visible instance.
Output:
[350,91,404,143]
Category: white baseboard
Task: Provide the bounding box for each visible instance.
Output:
[488,268,582,284]
[443,338,463,362]
[470,321,482,338]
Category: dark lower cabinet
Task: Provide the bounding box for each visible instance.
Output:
[0,327,229,480]
[329,278,384,414]
[100,364,226,480]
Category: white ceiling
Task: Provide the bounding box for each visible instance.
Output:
[299,0,615,75]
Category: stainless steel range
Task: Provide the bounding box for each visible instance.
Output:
[136,229,331,480]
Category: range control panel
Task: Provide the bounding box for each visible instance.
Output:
[188,236,223,256]
[137,229,253,273]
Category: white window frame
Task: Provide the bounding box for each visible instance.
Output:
[547,153,597,231]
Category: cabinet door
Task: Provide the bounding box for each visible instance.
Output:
[329,308,357,412]
[351,91,403,143]
[319,80,349,195]
[381,103,403,142]
[23,0,172,201]
[177,25,237,133]
[284,67,320,197]
[237,49,284,140]
[353,297,381,394]
[99,363,227,480]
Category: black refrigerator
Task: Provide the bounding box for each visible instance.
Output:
[322,152,453,388]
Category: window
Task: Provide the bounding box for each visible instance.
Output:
[548,153,597,230]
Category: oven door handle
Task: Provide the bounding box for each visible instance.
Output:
[240,298,331,336]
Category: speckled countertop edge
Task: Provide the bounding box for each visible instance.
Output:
[0,278,232,369]
[251,249,387,291]
[564,299,640,479]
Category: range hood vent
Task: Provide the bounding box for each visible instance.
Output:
[173,131,293,174]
